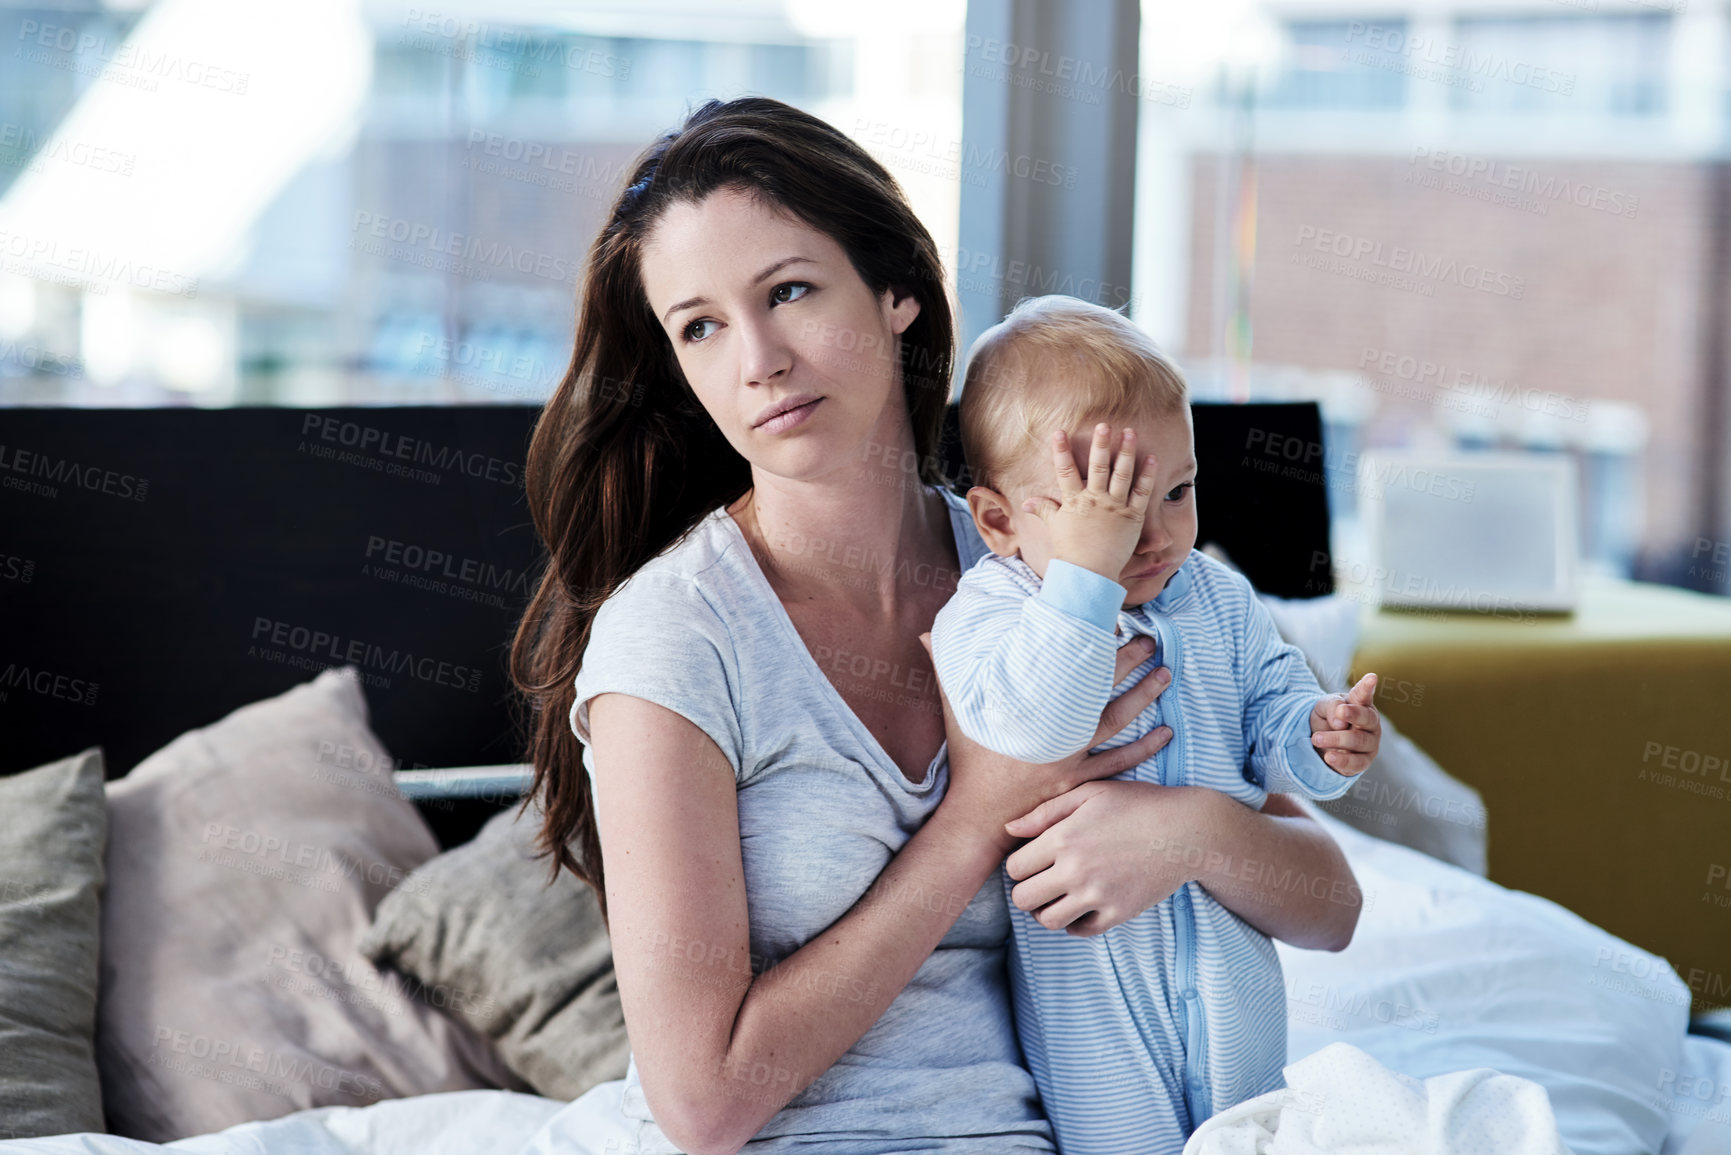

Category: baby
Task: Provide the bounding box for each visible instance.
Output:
[930,295,1381,1153]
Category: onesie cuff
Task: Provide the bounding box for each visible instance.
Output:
[1039,560,1128,632]
[1282,706,1356,801]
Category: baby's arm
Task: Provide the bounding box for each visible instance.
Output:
[930,560,1130,763]
[1237,587,1371,800]
[933,422,1161,764]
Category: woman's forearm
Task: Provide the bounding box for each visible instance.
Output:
[699,809,1005,1151]
[595,695,1009,1155]
[1163,790,1360,950]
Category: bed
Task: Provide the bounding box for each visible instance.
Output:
[1,401,1726,1153]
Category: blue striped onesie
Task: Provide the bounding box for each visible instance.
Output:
[929,550,1355,1153]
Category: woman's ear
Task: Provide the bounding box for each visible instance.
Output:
[966,485,1020,559]
[882,285,921,336]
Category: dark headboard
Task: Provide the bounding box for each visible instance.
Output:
[2,400,1330,782]
[1,406,546,779]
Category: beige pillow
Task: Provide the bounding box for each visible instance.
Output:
[0,748,107,1138]
[360,801,628,1101]
[96,667,520,1141]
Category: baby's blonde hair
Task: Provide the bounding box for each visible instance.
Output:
[958,295,1189,496]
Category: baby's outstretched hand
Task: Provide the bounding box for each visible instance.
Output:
[1308,673,1380,775]
[1021,422,1157,584]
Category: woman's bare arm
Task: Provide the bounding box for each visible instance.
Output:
[1001,787,1360,950]
[1190,792,1360,951]
[590,644,1171,1155]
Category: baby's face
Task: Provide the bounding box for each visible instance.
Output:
[991,405,1199,607]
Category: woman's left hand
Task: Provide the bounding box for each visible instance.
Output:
[1004,783,1363,950]
[1003,780,1205,937]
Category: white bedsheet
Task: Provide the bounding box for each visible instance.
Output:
[1184,1041,1572,1154]
[1,814,1719,1155]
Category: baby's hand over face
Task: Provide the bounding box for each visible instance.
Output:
[1021,422,1157,584]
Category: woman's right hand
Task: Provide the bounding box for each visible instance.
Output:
[917,632,1173,854]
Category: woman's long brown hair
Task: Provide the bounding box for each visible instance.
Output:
[509,96,956,924]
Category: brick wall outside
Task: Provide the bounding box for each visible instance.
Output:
[1185,152,1725,569]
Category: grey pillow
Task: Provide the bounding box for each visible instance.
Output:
[359,800,628,1101]
[0,747,107,1139]
[96,667,520,1141]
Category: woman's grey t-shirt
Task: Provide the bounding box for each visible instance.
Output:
[569,487,1055,1154]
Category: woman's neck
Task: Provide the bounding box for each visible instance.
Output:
[730,468,953,618]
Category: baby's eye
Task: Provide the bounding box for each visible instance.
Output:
[682,318,719,343]
[771,282,811,305]
[1164,481,1195,503]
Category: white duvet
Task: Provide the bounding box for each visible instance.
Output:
[4,812,1726,1155]
[1184,1042,1572,1154]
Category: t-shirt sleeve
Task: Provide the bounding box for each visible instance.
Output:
[569,568,745,783]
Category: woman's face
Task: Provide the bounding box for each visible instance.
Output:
[639,186,922,485]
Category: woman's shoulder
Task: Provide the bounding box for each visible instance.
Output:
[572,507,750,757]
[596,506,745,622]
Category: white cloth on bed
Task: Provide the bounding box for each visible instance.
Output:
[0,803,1714,1154]
[0,1089,566,1153]
[1184,1041,1573,1154]
[1276,808,1692,1155]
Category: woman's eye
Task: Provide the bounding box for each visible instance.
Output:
[771,282,811,305]
[1165,481,1195,503]
[683,318,719,343]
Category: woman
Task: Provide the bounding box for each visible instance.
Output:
[509,96,1359,1155]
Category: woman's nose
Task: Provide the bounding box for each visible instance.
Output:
[736,314,793,387]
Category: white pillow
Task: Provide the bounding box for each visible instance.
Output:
[1255,591,1489,874]
[1281,808,1689,1155]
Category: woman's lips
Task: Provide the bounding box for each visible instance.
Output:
[756,397,822,434]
